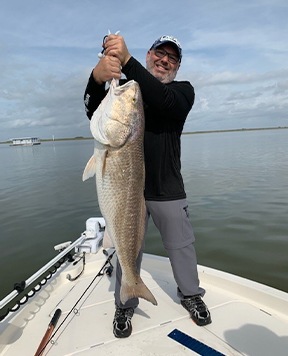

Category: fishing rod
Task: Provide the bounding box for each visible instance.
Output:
[34,249,115,355]
[34,308,62,356]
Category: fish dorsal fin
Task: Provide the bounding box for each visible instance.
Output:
[82,155,97,181]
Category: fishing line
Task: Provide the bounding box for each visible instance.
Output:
[37,249,116,355]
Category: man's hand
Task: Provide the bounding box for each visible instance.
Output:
[104,34,131,67]
[92,55,122,84]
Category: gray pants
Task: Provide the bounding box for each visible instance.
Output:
[114,199,205,308]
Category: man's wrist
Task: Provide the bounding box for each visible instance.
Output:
[92,67,104,85]
[122,54,132,67]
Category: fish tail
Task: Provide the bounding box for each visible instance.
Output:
[120,277,157,306]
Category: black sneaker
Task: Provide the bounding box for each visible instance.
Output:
[181,295,212,326]
[113,306,134,338]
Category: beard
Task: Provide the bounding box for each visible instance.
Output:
[146,58,178,84]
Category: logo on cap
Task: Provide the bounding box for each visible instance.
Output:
[158,35,181,49]
[150,35,182,61]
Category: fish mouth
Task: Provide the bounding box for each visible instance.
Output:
[114,79,138,92]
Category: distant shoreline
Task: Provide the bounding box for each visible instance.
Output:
[1,126,288,144]
[183,126,288,135]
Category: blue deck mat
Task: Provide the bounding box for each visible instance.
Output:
[168,328,226,356]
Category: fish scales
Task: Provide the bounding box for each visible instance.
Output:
[83,79,157,306]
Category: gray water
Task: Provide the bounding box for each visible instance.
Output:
[0,129,287,300]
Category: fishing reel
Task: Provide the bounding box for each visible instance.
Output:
[103,249,115,277]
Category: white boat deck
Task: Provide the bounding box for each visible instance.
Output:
[0,250,288,355]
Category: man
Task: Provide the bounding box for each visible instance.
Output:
[84,34,211,338]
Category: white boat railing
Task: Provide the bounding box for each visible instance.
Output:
[0,235,85,312]
[0,217,106,321]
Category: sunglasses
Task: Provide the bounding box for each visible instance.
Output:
[153,48,180,64]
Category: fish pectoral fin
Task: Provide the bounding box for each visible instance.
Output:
[120,277,158,306]
[82,155,97,181]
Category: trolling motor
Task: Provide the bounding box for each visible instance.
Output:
[76,217,105,254]
[65,218,106,281]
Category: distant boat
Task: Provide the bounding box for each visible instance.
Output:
[10,137,41,146]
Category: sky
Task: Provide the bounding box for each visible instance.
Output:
[0,0,288,141]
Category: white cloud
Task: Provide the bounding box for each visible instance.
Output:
[0,0,288,141]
